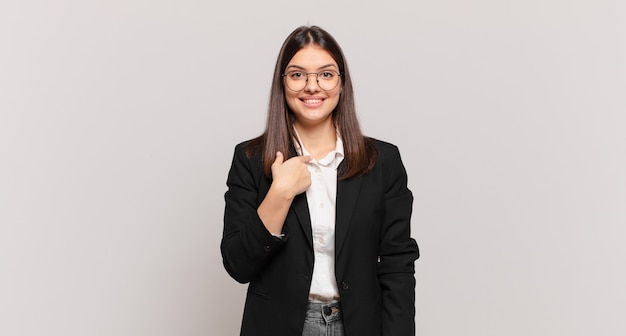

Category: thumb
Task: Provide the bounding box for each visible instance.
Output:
[273,151,284,166]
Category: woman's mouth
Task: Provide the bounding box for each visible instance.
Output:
[300,98,325,107]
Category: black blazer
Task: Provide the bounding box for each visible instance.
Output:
[221,138,419,336]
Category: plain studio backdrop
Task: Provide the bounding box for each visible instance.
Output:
[1,1,624,335]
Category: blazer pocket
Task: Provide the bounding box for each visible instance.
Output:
[248,289,270,300]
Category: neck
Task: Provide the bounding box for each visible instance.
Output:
[294,122,337,160]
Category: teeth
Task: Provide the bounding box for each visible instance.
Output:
[303,99,322,104]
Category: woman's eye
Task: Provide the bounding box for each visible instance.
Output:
[290,71,304,79]
[321,71,334,78]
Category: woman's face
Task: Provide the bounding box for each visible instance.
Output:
[284,44,342,128]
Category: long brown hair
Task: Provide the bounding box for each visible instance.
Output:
[246,26,376,180]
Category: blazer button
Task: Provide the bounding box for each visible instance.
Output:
[264,245,271,252]
[341,281,349,291]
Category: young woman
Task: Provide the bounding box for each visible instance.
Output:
[221,26,419,336]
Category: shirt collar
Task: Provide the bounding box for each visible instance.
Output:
[292,127,344,170]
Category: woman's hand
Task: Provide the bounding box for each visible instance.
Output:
[257,151,311,235]
[269,151,312,200]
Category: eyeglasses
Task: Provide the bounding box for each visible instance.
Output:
[282,70,342,91]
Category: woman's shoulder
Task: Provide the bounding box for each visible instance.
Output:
[233,139,253,151]
[232,136,263,156]
[227,139,265,175]
[368,137,402,158]
[366,138,409,181]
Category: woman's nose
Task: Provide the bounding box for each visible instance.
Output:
[304,73,321,92]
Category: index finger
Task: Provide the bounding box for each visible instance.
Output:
[298,155,312,162]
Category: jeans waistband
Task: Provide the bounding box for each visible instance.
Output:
[307,300,341,319]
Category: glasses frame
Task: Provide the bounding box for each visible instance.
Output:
[281,69,343,92]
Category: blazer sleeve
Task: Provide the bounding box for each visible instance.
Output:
[221,143,287,283]
[377,144,420,336]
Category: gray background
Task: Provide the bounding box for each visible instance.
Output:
[1,0,625,335]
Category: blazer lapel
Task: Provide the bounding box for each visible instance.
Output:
[335,175,363,258]
[289,143,313,249]
[292,192,313,249]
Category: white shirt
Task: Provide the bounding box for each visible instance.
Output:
[293,130,344,301]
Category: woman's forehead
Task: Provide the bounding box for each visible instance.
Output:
[287,45,338,69]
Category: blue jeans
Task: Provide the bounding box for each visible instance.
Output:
[302,301,345,336]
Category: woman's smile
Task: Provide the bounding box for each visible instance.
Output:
[299,96,326,108]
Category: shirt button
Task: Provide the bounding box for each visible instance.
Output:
[319,237,325,244]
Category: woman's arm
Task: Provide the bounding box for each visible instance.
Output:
[221,145,311,283]
[221,144,283,283]
[377,144,420,336]
[257,151,311,235]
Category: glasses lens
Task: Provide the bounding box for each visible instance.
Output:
[317,71,339,91]
[284,71,306,91]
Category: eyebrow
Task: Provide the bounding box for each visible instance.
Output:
[285,64,338,71]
